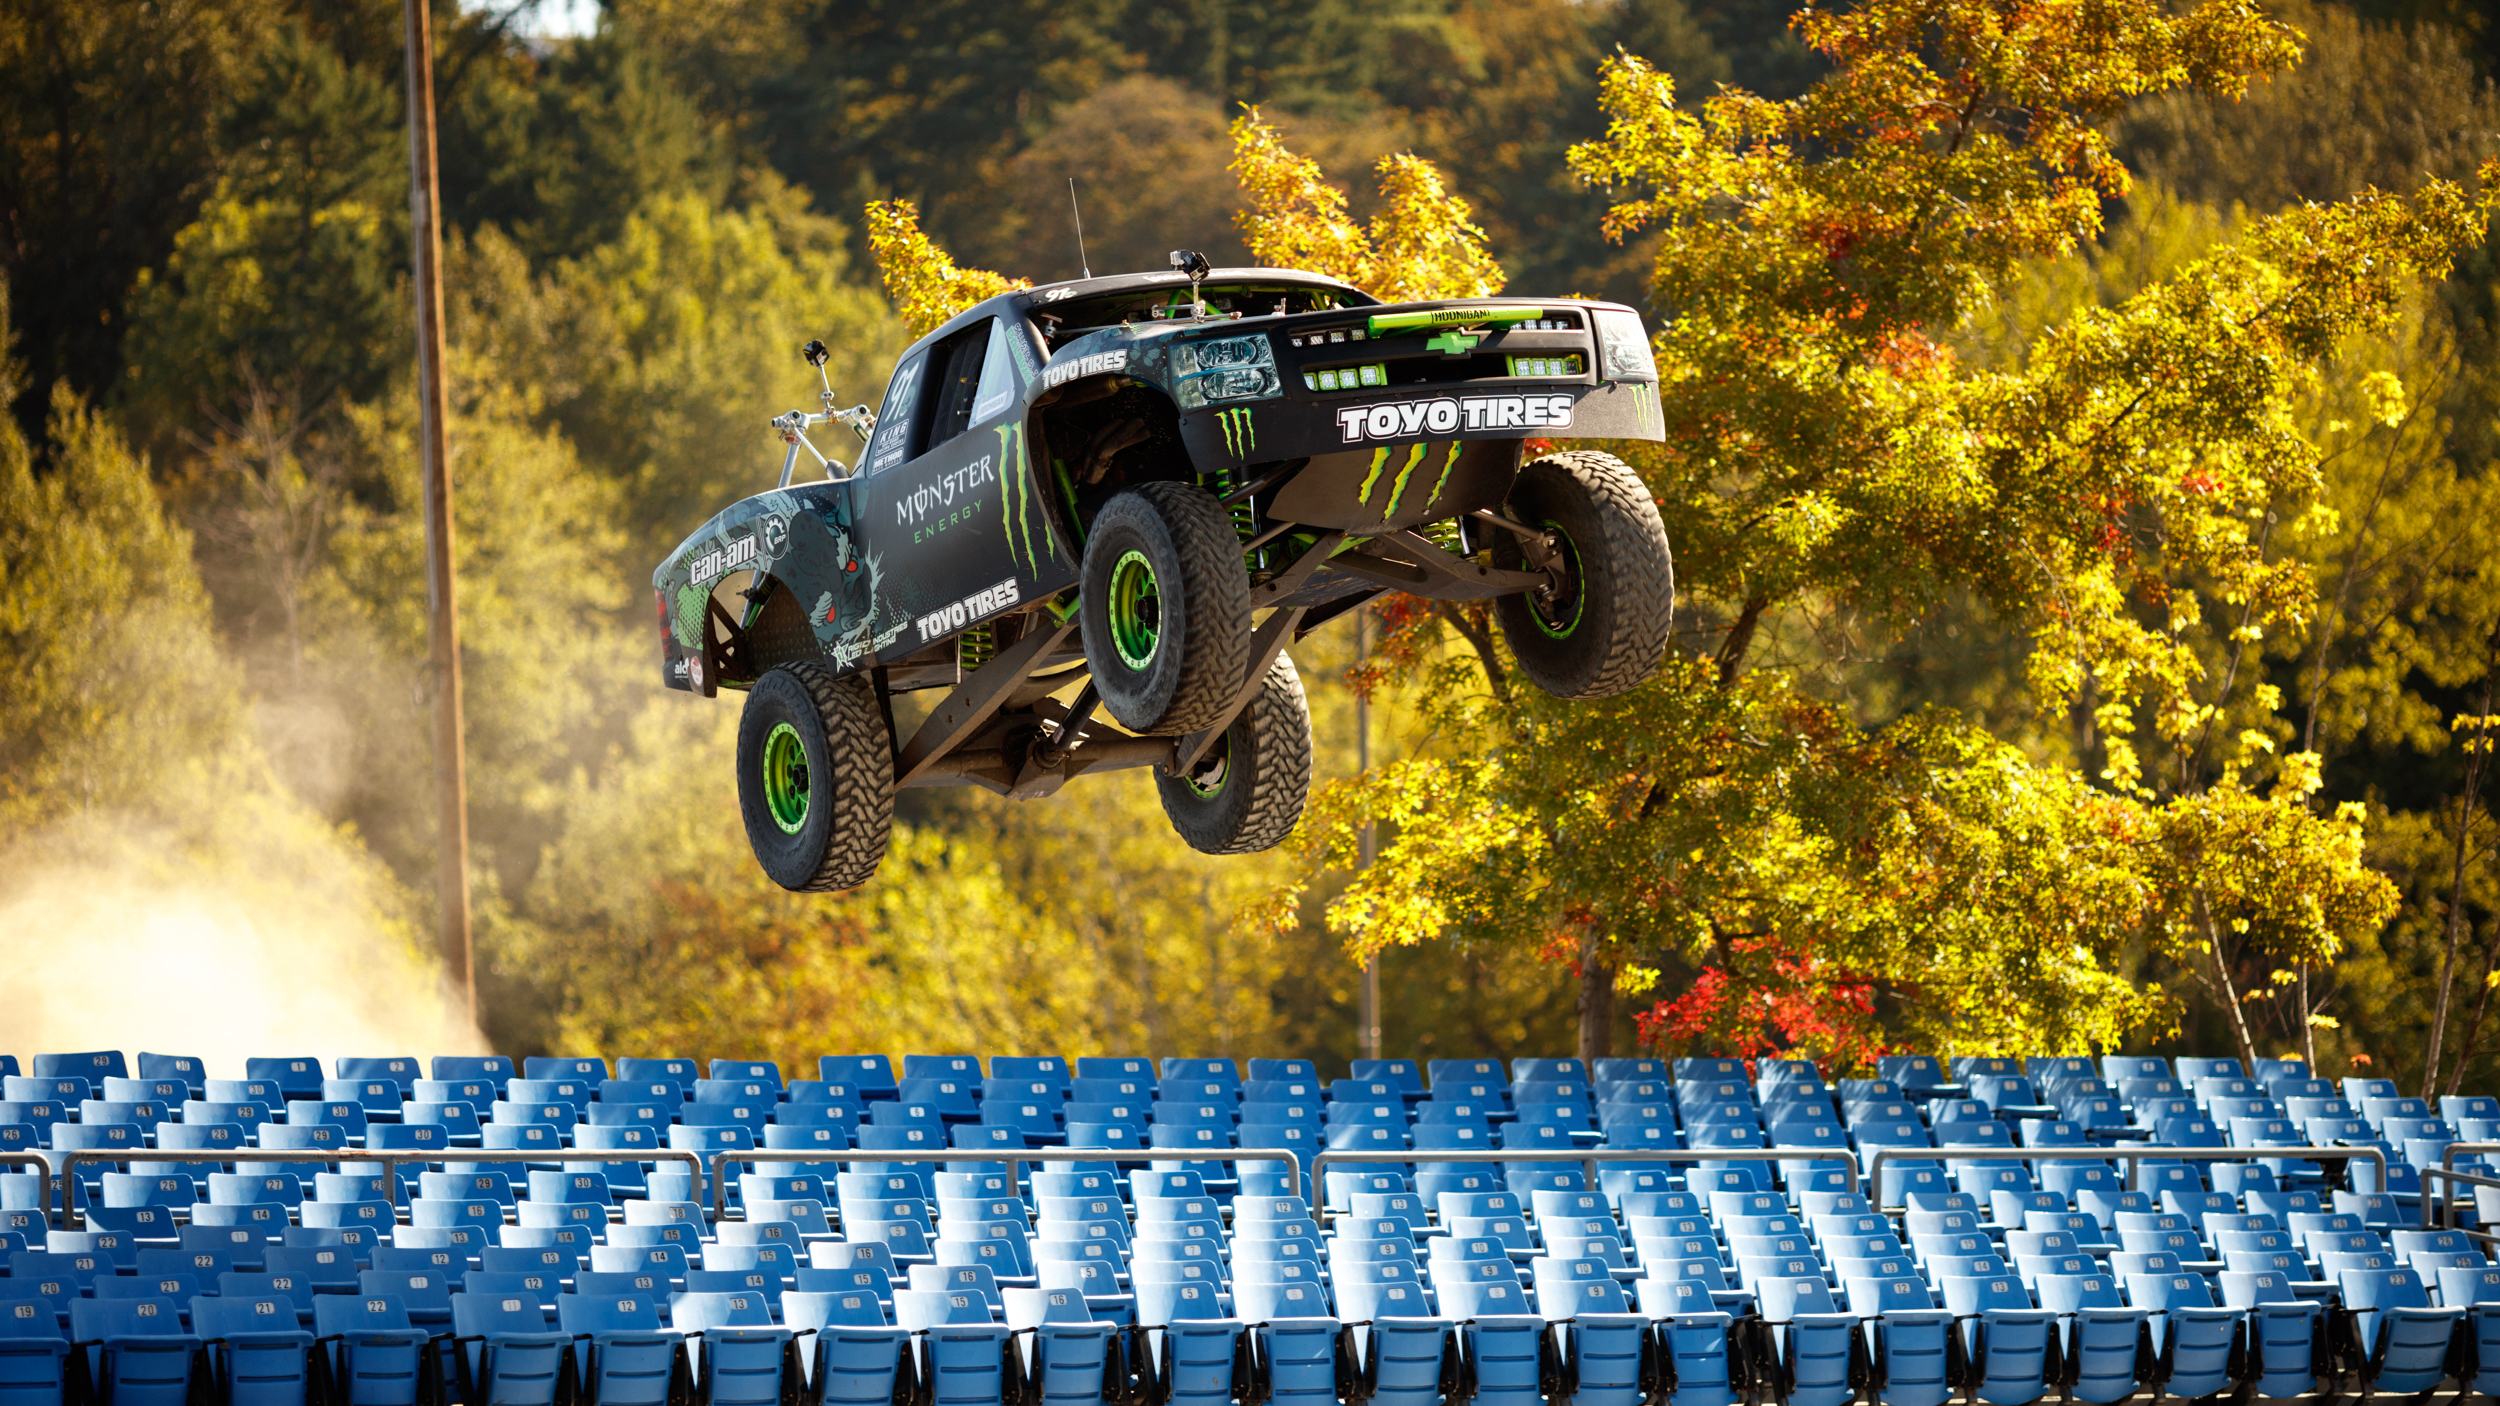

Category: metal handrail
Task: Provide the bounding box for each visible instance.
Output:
[1314,1142,2389,1215]
[1312,1145,1804,1215]
[0,1153,51,1224]
[1865,1144,2389,1212]
[707,1144,1307,1222]
[55,1147,707,1230]
[2427,1142,2500,1237]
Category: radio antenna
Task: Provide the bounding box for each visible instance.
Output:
[1067,178,1092,280]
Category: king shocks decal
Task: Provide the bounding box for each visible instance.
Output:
[1336,393,1574,442]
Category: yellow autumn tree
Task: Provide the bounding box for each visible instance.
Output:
[864,199,1028,337]
[1228,110,1505,302]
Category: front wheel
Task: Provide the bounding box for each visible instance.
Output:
[1079,481,1255,734]
[1490,450,1676,700]
[736,663,894,891]
[1157,652,1312,855]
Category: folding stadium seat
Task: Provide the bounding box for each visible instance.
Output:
[2432,1265,2500,1394]
[1431,1277,1548,1406]
[1750,1276,1863,1406]
[2109,1270,2237,1399]
[66,1298,199,1406]
[2342,1266,2464,1394]
[191,1293,316,1406]
[1631,1278,1742,1406]
[551,1293,682,1406]
[1330,1278,1453,1406]
[443,1290,570,1406]
[2218,1271,2326,1396]
[1937,1275,2058,1405]
[671,1292,796,1406]
[2031,1273,2150,1404]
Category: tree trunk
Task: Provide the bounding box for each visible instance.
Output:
[2199,888,2263,1077]
[2423,623,2498,1097]
[2298,965,2318,1071]
[1578,933,1615,1069]
[2446,936,2498,1098]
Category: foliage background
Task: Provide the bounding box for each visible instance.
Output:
[0,0,2495,1081]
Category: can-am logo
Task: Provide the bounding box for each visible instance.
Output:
[686,533,759,587]
[1336,393,1574,442]
[916,577,1022,644]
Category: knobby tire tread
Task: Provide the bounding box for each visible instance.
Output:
[781,660,894,891]
[1086,481,1255,735]
[1159,652,1311,855]
[1501,449,1675,700]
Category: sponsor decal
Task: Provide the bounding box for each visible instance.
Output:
[1215,407,1257,458]
[996,423,1053,572]
[1041,287,1075,303]
[916,577,1023,645]
[688,654,705,690]
[1357,439,1465,518]
[870,357,923,472]
[1043,348,1127,390]
[686,532,761,588]
[1336,393,1574,442]
[669,657,689,681]
[895,455,998,528]
[760,513,790,560]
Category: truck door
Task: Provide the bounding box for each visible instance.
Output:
[853,315,1075,664]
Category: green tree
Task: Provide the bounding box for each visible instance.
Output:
[117,20,407,443]
[0,0,272,438]
[1271,0,2482,1068]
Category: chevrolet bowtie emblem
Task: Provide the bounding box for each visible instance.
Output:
[1425,328,1483,357]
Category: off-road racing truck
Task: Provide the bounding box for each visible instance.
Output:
[655,253,1675,891]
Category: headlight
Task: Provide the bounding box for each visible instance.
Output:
[1593,309,1658,383]
[1174,334,1281,409]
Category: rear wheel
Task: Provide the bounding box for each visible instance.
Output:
[1080,481,1253,734]
[736,663,893,891]
[1157,652,1312,855]
[1491,450,1675,700]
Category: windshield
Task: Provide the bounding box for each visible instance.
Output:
[1034,279,1374,347]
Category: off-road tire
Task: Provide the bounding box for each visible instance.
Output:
[736,662,894,891]
[1491,450,1675,700]
[1157,652,1312,855]
[1080,481,1254,735]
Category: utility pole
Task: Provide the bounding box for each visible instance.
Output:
[404,0,476,1028]
[1356,607,1380,1063]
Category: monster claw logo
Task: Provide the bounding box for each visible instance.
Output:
[1215,407,1257,459]
[996,422,1053,573]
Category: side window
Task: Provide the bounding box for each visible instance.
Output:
[970,318,1019,424]
[867,352,927,475]
[911,321,991,452]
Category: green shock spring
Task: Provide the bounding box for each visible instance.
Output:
[1423,516,1469,556]
[959,623,996,671]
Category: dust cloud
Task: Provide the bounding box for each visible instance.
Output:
[0,818,485,1074]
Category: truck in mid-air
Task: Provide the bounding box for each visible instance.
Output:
[655,255,1674,891]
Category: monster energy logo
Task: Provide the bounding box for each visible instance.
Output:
[1215,407,1257,459]
[996,422,1054,572]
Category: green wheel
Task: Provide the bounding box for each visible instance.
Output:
[1079,481,1253,734]
[736,663,894,891]
[1491,450,1676,700]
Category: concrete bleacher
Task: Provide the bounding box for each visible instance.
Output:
[0,1048,2494,1406]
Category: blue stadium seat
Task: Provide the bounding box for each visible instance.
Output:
[68,1298,200,1406]
[2342,1267,2463,1394]
[1940,1275,2057,1405]
[781,1289,910,1406]
[191,1295,315,1406]
[0,1297,68,1405]
[556,1293,684,1406]
[446,1290,571,1406]
[893,1289,1012,1406]
[670,1292,792,1406]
